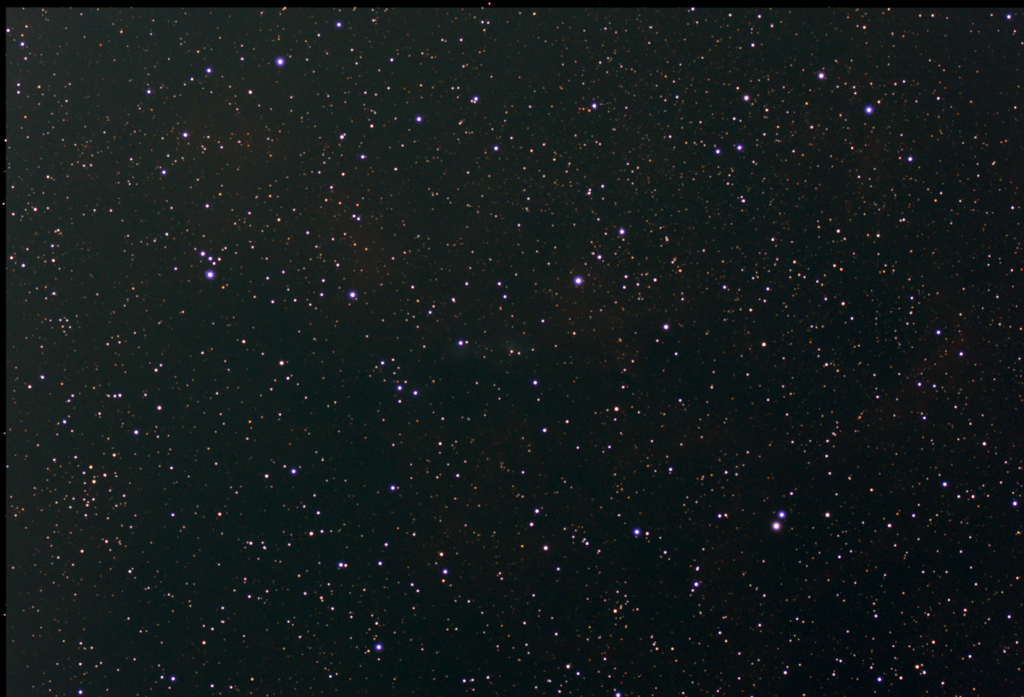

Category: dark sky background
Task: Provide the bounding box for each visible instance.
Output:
[6,8,1022,696]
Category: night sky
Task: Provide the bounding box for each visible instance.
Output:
[6,9,1023,696]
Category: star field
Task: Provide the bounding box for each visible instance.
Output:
[6,9,1023,696]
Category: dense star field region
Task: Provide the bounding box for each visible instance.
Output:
[6,8,1023,696]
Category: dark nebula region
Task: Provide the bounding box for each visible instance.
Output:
[7,9,1022,696]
